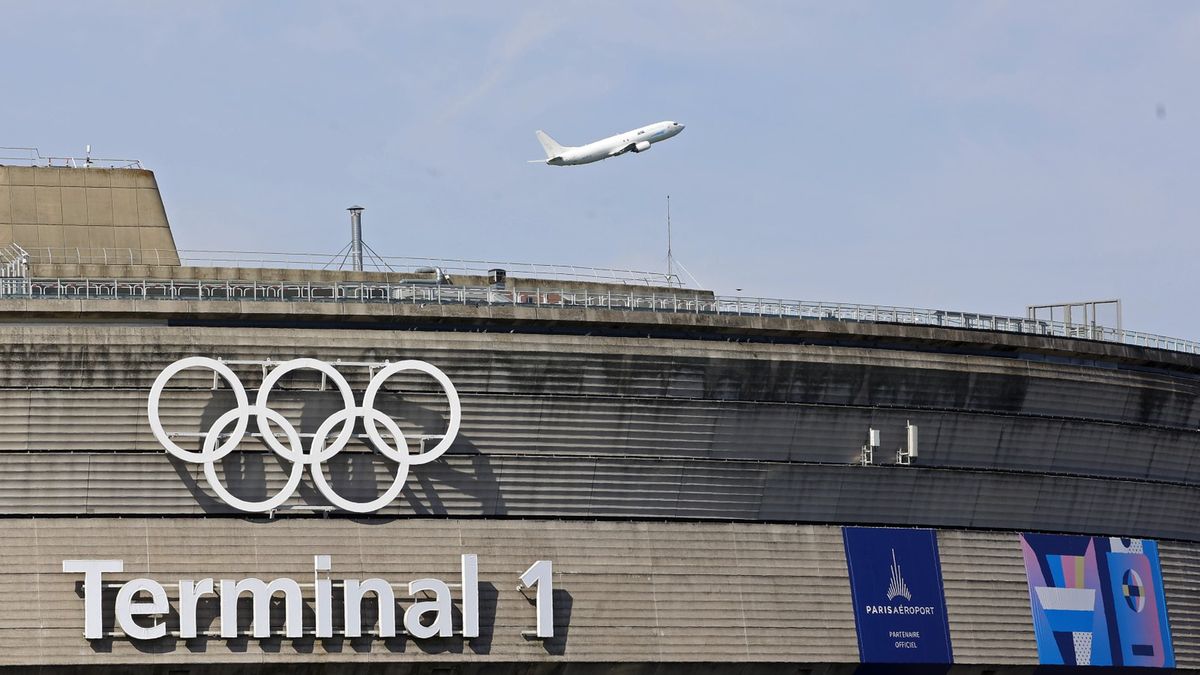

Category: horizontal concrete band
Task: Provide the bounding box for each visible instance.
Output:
[4,388,1200,487]
[0,452,1197,540]
[2,518,1198,668]
[1,325,1198,428]
[4,297,1200,374]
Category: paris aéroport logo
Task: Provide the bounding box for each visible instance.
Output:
[148,357,460,514]
[886,548,912,602]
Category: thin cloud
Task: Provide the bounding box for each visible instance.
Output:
[443,7,566,121]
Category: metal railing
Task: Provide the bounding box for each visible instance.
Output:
[0,243,29,296]
[21,247,180,266]
[18,247,679,286]
[5,275,1200,356]
[0,147,143,169]
[184,250,677,285]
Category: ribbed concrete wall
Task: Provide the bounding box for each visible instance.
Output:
[1,319,1199,671]
[0,520,1196,671]
[4,389,1200,481]
[1162,542,1200,666]
[1,519,859,668]
[2,454,1200,540]
[0,325,1197,539]
[1,325,1198,428]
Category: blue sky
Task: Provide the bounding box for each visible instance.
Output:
[4,2,1199,338]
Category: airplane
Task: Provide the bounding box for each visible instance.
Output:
[530,120,685,166]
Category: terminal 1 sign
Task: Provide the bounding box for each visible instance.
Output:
[62,555,555,641]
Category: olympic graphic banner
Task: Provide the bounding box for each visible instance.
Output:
[843,527,953,664]
[1020,533,1174,668]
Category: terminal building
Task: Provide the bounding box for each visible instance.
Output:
[1,157,1199,673]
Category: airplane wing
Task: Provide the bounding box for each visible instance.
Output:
[527,159,548,163]
[608,144,635,157]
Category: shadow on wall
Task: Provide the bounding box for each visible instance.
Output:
[543,588,573,656]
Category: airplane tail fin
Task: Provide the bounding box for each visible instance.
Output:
[535,130,565,159]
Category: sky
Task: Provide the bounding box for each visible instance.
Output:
[3,1,1199,339]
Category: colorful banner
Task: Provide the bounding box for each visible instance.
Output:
[843,527,953,664]
[1020,533,1174,668]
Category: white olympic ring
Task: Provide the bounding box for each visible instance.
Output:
[147,357,461,514]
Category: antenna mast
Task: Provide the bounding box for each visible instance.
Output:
[666,195,674,284]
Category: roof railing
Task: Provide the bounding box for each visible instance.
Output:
[4,275,1199,357]
[0,243,30,296]
[16,247,681,287]
[0,146,143,169]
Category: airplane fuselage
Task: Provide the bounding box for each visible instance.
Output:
[540,121,684,166]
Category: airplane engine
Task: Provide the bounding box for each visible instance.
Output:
[633,140,651,153]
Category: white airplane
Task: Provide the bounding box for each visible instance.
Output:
[530,120,685,166]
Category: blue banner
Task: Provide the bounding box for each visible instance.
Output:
[1020,533,1174,668]
[843,527,953,664]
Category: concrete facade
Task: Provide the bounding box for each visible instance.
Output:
[0,317,1194,671]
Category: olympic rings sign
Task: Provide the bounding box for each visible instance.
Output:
[147,357,461,514]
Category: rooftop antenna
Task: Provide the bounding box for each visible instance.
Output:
[660,195,706,289]
[666,195,674,284]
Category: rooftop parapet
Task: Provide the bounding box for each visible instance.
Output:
[0,163,179,265]
[3,272,1198,358]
